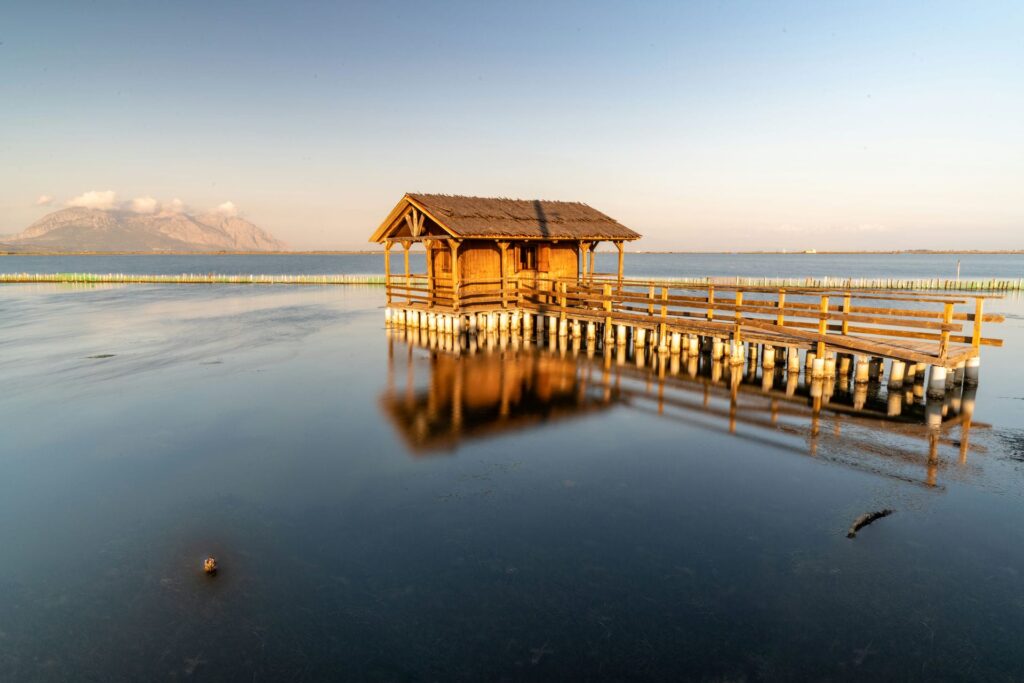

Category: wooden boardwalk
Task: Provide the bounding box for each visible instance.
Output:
[385,275,1003,376]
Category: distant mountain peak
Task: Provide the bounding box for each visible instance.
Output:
[8,207,287,253]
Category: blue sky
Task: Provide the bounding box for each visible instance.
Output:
[2,1,1021,250]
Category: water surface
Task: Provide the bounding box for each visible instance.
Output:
[2,283,1024,680]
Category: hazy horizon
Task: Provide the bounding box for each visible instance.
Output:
[2,1,1021,251]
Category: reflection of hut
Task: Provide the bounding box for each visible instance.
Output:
[369,194,640,313]
[382,338,617,453]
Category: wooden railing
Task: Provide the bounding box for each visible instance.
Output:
[518,276,1003,363]
[386,275,519,311]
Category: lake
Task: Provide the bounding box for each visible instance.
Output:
[2,266,1024,680]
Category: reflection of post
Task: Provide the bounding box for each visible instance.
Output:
[499,355,510,417]
[452,357,463,431]
[386,335,395,394]
[927,432,939,487]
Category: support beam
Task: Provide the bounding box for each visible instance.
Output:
[497,241,509,309]
[423,238,434,308]
[449,239,461,311]
[383,239,393,304]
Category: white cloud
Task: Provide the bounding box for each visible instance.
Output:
[215,201,238,217]
[35,194,54,206]
[130,196,159,214]
[67,190,117,210]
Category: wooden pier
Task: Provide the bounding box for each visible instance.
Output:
[372,193,1005,385]
[385,274,1003,386]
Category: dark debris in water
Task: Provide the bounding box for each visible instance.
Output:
[847,509,894,539]
[86,354,116,359]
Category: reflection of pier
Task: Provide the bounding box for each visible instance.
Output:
[382,325,986,488]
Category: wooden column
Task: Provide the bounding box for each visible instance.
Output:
[817,295,829,357]
[589,242,599,282]
[424,238,434,308]
[971,297,984,348]
[497,241,509,309]
[939,302,954,361]
[579,241,589,284]
[450,239,461,311]
[616,241,624,283]
[401,240,412,304]
[384,239,393,303]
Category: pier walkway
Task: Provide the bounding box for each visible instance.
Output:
[385,274,1004,388]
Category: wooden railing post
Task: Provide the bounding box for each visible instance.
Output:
[841,293,851,335]
[559,281,567,322]
[776,289,785,327]
[707,285,715,321]
[734,290,743,342]
[972,297,984,348]
[603,283,613,341]
[648,285,655,315]
[660,287,668,343]
[817,295,829,357]
[939,302,954,360]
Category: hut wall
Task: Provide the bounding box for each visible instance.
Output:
[546,243,580,281]
[457,242,502,304]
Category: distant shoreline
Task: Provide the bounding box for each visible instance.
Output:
[1,249,1022,257]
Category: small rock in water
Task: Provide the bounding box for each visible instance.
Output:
[203,556,218,575]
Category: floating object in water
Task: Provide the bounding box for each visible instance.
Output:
[847,509,894,538]
[203,556,218,575]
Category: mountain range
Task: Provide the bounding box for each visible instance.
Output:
[1,207,287,253]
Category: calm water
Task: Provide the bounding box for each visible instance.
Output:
[2,282,1024,680]
[2,252,1023,280]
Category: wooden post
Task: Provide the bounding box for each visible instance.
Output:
[616,241,624,284]
[776,289,785,327]
[579,241,589,284]
[590,242,598,282]
[841,294,851,335]
[706,285,715,322]
[449,239,461,311]
[648,285,655,315]
[603,283,613,341]
[497,241,509,309]
[660,287,668,345]
[971,297,984,348]
[734,290,743,343]
[402,240,412,305]
[384,239,392,304]
[424,238,434,308]
[817,295,829,357]
[939,302,954,361]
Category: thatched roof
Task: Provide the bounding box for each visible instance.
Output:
[371,193,640,242]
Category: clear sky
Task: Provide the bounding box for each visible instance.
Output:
[2,1,1021,251]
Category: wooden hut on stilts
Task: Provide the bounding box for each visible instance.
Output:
[370,193,640,333]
